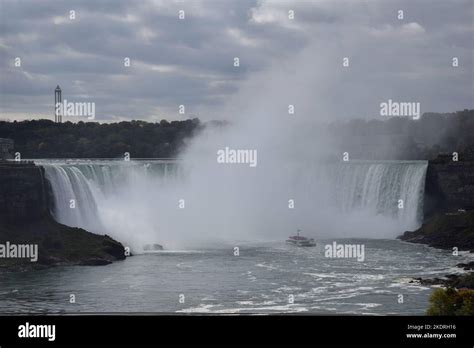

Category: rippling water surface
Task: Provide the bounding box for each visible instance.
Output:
[0,239,469,315]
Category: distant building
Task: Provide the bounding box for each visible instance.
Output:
[55,85,62,123]
[0,138,14,159]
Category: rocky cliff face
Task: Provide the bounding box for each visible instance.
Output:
[0,161,126,271]
[399,211,474,251]
[0,162,50,224]
[401,149,474,251]
[424,150,474,220]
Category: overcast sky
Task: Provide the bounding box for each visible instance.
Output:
[0,0,472,122]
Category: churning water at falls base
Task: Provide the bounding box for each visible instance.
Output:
[1,159,457,315]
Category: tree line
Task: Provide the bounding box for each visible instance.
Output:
[0,119,203,158]
[0,110,472,160]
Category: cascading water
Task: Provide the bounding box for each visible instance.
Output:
[41,159,428,250]
[328,161,428,231]
[43,164,103,232]
[42,160,183,250]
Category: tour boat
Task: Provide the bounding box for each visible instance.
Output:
[286,230,316,247]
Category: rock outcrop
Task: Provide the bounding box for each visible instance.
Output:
[400,148,474,251]
[0,161,126,271]
[0,161,50,223]
[412,273,474,289]
[399,211,474,251]
[423,149,474,220]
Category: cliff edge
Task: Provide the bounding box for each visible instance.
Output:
[423,149,474,220]
[0,161,126,271]
[399,149,474,251]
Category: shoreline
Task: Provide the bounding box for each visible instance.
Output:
[399,211,474,290]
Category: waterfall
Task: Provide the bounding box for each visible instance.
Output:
[41,159,428,248]
[44,164,102,232]
[328,161,428,231]
[42,160,181,238]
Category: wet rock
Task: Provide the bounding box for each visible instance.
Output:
[398,211,474,251]
[424,150,474,220]
[414,273,474,289]
[79,258,112,266]
[456,261,474,270]
[0,162,126,271]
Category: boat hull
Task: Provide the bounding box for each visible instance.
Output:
[286,240,316,247]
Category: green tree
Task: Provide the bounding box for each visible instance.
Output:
[427,288,474,316]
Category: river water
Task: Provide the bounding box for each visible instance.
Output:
[1,159,465,314]
[0,239,469,314]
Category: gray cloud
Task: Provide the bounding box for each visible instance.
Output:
[0,0,472,122]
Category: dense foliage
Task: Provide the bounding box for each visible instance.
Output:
[427,287,474,316]
[0,118,203,158]
[0,110,472,159]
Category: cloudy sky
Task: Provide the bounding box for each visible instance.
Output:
[0,0,472,122]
